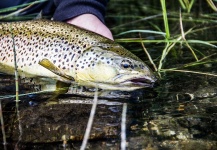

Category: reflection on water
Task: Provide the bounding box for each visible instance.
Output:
[0,73,217,149]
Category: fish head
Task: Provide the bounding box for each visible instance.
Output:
[74,44,157,91]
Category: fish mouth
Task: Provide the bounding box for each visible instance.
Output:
[123,77,156,88]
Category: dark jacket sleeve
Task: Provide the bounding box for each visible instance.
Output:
[53,0,109,23]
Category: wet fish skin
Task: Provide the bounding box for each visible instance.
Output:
[0,19,156,91]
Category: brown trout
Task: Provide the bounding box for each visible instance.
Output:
[0,19,156,91]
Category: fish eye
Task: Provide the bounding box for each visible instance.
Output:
[121,59,133,69]
[123,63,129,68]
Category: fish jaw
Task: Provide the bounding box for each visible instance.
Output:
[75,76,156,91]
[110,71,156,91]
[119,76,156,88]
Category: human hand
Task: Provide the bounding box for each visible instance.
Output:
[66,14,113,40]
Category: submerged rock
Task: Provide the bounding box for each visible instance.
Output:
[4,99,123,143]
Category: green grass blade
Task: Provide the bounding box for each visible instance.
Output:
[117,30,166,36]
[160,0,170,39]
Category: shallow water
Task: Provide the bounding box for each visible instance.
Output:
[0,72,216,149]
[1,0,217,149]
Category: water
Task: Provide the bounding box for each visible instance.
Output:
[1,0,217,149]
[0,74,216,149]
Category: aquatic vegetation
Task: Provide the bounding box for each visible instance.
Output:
[109,0,217,78]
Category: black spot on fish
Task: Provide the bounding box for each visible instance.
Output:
[78,50,81,54]
[81,66,84,69]
[71,54,75,61]
[64,54,67,59]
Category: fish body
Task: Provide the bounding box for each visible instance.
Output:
[0,19,156,91]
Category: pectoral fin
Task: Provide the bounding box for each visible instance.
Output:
[39,59,74,81]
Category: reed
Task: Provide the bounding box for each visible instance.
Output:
[110,0,217,77]
[80,87,98,150]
